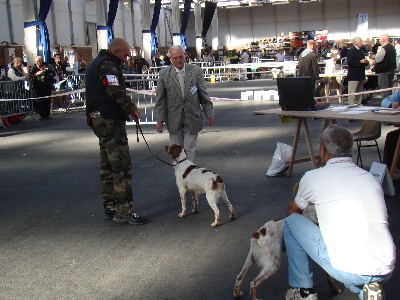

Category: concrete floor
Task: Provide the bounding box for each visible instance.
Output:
[0,79,398,300]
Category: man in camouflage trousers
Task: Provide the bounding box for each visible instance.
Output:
[86,38,147,225]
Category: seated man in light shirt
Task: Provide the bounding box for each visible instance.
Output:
[284,124,395,300]
[381,89,400,109]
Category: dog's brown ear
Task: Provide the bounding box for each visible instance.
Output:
[170,144,182,160]
[252,231,260,239]
[259,227,267,236]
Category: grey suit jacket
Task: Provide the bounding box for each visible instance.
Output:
[154,63,214,134]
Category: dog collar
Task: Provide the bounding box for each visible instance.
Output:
[176,158,187,164]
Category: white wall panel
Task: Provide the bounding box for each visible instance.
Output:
[185,11,195,49]
[218,25,230,47]
[251,6,275,24]
[124,7,134,46]
[0,2,11,44]
[325,0,349,20]
[299,2,322,20]
[53,10,71,46]
[226,8,252,25]
[253,24,277,41]
[217,8,228,26]
[301,20,325,32]
[349,0,374,18]
[12,1,26,45]
[85,1,96,23]
[376,0,400,15]
[277,21,300,37]
[133,2,143,47]
[228,24,253,48]
[325,18,351,40]
[71,4,85,46]
[156,9,168,48]
[113,5,123,40]
[275,4,300,23]
[376,15,400,36]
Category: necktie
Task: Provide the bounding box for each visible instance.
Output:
[177,69,185,96]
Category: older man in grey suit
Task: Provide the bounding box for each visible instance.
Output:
[154,45,214,162]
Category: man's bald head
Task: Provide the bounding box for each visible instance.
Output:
[380,34,390,45]
[108,38,131,64]
[108,38,130,52]
[35,55,44,67]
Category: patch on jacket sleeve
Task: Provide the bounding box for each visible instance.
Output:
[102,75,119,87]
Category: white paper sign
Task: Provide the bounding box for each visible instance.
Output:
[357,14,368,33]
[369,162,395,196]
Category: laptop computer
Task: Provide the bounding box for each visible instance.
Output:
[277,77,329,111]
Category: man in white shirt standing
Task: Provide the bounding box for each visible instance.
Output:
[240,49,251,80]
[276,49,285,62]
[395,39,400,70]
[284,124,395,300]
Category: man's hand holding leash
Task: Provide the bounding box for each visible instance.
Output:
[156,121,164,133]
[131,109,140,123]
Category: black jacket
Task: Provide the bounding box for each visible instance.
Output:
[30,62,56,93]
[347,46,367,81]
[85,49,131,121]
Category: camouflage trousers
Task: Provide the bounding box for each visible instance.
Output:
[91,116,133,214]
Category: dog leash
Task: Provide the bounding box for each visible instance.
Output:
[134,121,186,167]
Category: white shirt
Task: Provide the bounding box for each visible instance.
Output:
[395,44,400,56]
[295,157,396,275]
[276,52,285,62]
[241,51,249,64]
[174,64,186,76]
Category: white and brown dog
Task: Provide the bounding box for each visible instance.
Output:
[165,144,235,227]
[233,184,342,300]
[315,77,343,104]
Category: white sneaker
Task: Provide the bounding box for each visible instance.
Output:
[286,288,318,300]
[362,282,383,300]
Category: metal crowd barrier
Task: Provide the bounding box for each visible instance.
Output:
[124,74,158,125]
[0,80,37,128]
[0,75,87,128]
[64,74,86,106]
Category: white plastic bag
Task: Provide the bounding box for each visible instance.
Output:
[266,142,293,177]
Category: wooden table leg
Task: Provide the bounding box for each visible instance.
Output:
[303,118,318,170]
[288,118,302,177]
[390,134,400,181]
[287,117,322,176]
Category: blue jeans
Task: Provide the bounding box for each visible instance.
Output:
[284,214,392,299]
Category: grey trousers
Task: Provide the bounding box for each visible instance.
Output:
[378,71,395,99]
[168,113,198,162]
